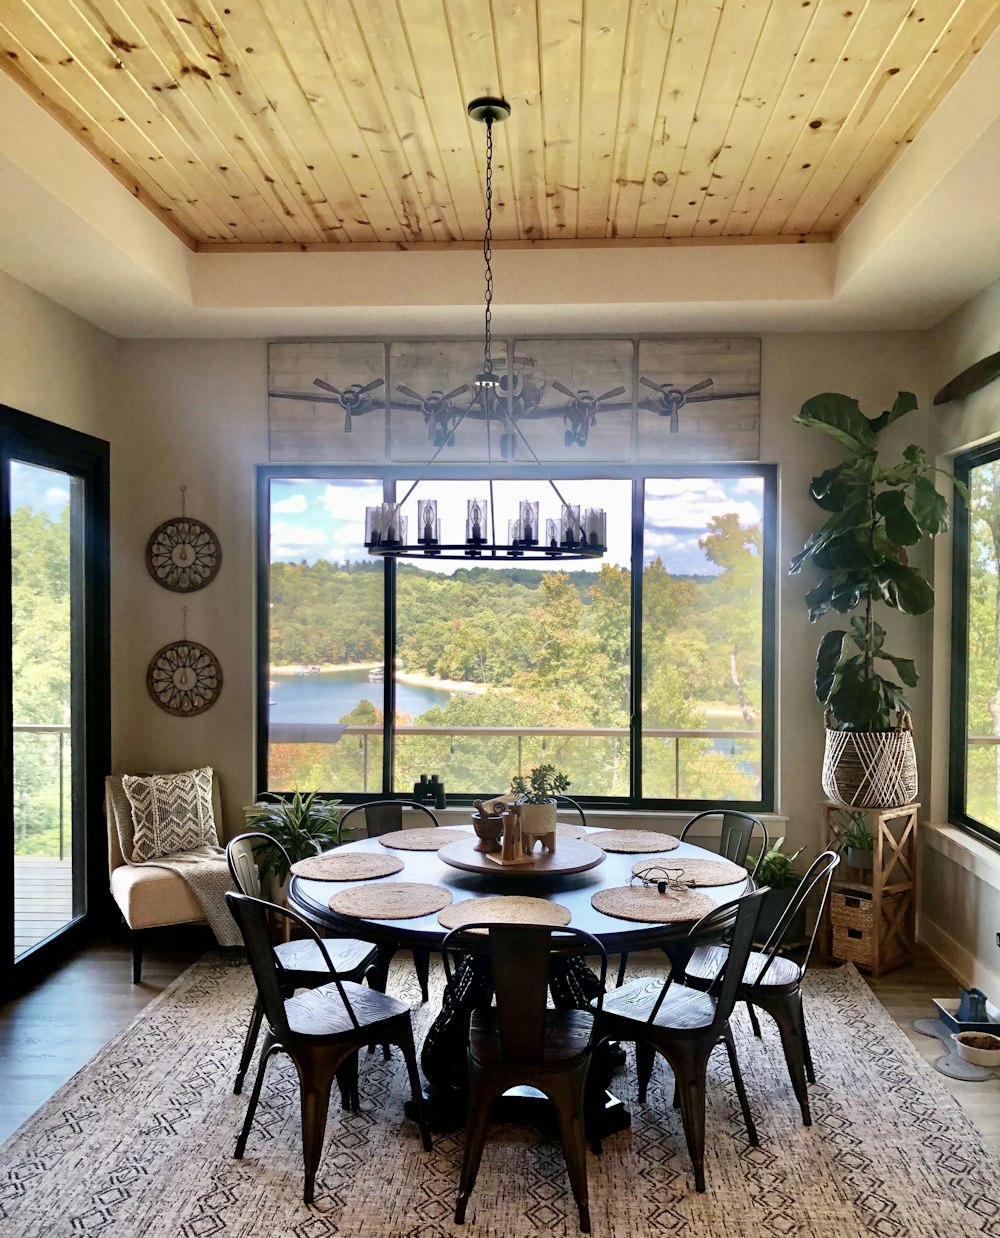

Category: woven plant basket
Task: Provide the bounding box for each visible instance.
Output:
[821,710,918,809]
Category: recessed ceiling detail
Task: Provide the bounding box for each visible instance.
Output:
[1,0,998,250]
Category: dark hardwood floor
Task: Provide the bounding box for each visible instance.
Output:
[1,937,997,1148]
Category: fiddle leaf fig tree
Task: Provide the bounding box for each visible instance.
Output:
[790,391,959,732]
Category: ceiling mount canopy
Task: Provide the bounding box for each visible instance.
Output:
[364,96,606,565]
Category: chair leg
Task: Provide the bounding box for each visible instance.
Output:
[746,1000,762,1037]
[455,1067,502,1224]
[615,952,630,988]
[636,1038,656,1104]
[234,998,264,1095]
[295,1054,343,1205]
[363,963,392,1062]
[397,1023,432,1152]
[131,930,143,984]
[759,991,811,1126]
[800,1005,816,1084]
[413,949,431,1003]
[722,1025,758,1147]
[671,1045,710,1193]
[235,1035,279,1159]
[336,1053,360,1112]
[550,1070,592,1234]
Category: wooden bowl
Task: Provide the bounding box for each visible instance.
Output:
[953,1031,1000,1066]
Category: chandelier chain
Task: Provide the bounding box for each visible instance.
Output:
[483,116,494,379]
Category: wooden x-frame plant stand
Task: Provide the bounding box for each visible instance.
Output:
[821,801,919,978]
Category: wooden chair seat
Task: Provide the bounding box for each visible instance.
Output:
[603,977,717,1032]
[685,944,802,991]
[275,936,376,981]
[470,1007,594,1069]
[285,980,410,1038]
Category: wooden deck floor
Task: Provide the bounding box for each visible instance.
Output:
[13,855,74,958]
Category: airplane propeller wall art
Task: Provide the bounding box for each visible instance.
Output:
[268,336,760,465]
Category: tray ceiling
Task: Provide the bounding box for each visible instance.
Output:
[1,0,998,251]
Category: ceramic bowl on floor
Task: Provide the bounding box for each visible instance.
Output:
[954,1031,1000,1067]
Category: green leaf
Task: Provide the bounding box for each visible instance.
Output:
[874,490,921,546]
[912,475,949,535]
[876,652,919,687]
[809,462,869,512]
[816,629,847,704]
[868,391,918,435]
[875,560,934,614]
[806,571,868,620]
[903,443,927,466]
[811,533,877,571]
[795,393,876,457]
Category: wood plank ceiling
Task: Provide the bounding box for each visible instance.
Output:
[1,0,998,250]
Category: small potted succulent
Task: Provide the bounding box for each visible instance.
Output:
[837,813,874,871]
[510,764,570,839]
[752,837,806,944]
[245,789,342,899]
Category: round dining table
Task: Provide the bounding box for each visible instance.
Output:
[289,822,753,1134]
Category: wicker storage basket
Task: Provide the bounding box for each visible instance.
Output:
[821,712,917,809]
[830,888,910,971]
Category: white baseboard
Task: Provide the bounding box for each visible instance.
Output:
[920,915,1000,1000]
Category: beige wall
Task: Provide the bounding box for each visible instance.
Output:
[111,331,932,846]
[921,274,1000,994]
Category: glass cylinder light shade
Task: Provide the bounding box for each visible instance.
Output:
[417,499,439,545]
[364,504,382,547]
[560,504,581,547]
[518,499,539,546]
[584,507,607,549]
[507,518,524,555]
[545,517,560,551]
[466,498,488,544]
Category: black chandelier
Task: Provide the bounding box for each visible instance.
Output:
[364,97,606,563]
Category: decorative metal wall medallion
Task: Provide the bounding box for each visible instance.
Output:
[146,487,221,592]
[146,640,223,715]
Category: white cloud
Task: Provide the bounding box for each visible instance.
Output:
[644,492,761,531]
[44,486,70,507]
[272,494,308,514]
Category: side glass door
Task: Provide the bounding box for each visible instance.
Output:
[1,406,109,989]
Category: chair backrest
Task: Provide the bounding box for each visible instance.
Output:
[555,795,587,828]
[646,889,768,1034]
[337,799,439,845]
[226,831,292,898]
[680,809,768,877]
[225,892,362,1041]
[442,923,607,1065]
[756,849,840,983]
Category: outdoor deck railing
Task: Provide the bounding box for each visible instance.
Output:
[13,723,71,860]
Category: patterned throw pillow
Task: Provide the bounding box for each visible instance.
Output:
[122,767,219,862]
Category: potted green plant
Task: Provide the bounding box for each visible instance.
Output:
[245,789,342,899]
[837,813,875,871]
[510,764,571,838]
[752,837,806,944]
[790,391,959,808]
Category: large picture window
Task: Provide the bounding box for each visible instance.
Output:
[951,441,1000,843]
[258,466,775,809]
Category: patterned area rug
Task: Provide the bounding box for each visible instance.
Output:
[2,956,999,1237]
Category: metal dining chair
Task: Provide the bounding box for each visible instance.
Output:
[443,922,607,1233]
[226,832,381,1093]
[555,795,588,828]
[337,800,439,1000]
[615,809,767,987]
[594,889,768,1193]
[682,850,840,1125]
[226,892,431,1204]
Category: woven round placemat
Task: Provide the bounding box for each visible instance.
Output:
[631,857,748,887]
[438,895,572,931]
[556,823,586,839]
[329,881,453,920]
[378,828,469,851]
[587,829,680,854]
[290,852,404,882]
[591,885,716,923]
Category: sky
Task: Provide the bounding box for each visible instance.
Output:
[10,461,72,517]
[270,475,764,576]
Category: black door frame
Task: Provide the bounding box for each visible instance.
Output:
[0,404,110,994]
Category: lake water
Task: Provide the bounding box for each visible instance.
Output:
[269,668,453,723]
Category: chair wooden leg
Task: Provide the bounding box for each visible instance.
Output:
[455,1067,502,1224]
[234,998,264,1095]
[615,952,630,988]
[758,991,811,1126]
[670,1045,710,1193]
[746,1000,762,1037]
[397,1023,432,1152]
[131,930,143,984]
[550,1070,592,1233]
[636,1038,656,1103]
[722,1025,758,1146]
[413,949,431,1003]
[235,1035,279,1159]
[800,1005,816,1084]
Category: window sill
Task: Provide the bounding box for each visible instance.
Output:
[437,807,789,833]
[924,821,1000,891]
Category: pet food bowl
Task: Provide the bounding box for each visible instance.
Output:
[953,1031,1000,1067]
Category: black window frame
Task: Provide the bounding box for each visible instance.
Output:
[256,461,776,812]
[949,438,1000,847]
